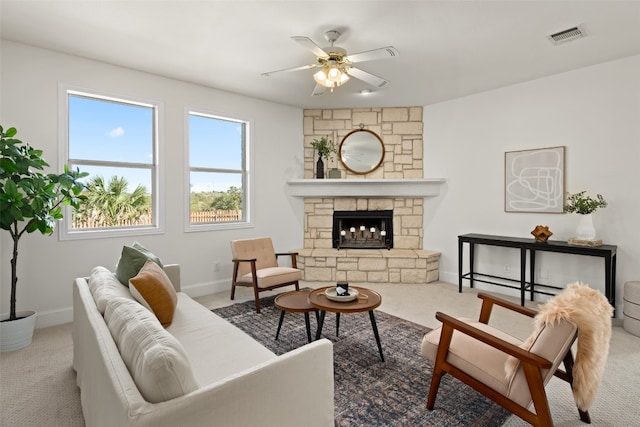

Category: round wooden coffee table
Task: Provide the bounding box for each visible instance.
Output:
[274,290,317,343]
[308,286,384,361]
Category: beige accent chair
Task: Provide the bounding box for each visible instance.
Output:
[230,237,302,313]
[421,293,590,427]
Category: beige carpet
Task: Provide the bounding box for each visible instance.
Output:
[1,281,638,426]
[0,322,84,427]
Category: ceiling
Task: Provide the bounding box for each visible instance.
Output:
[2,1,640,109]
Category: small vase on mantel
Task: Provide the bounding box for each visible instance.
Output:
[576,213,596,240]
[316,157,325,179]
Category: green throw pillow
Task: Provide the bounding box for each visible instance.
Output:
[115,242,163,286]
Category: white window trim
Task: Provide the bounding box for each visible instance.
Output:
[58,84,165,240]
[184,107,254,233]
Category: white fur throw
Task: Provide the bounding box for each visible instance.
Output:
[505,282,612,411]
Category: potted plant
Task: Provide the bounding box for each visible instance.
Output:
[310,136,336,179]
[0,125,87,351]
[564,191,607,241]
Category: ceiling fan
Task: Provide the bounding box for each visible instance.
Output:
[262,30,399,96]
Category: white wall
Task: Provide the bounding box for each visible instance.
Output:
[3,40,637,327]
[0,41,305,327]
[423,54,640,316]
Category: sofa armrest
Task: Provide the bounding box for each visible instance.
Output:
[130,339,335,427]
[163,264,181,292]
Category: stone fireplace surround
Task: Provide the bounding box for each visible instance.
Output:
[291,107,444,284]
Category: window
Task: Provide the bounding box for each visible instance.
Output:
[187,111,249,230]
[61,89,161,239]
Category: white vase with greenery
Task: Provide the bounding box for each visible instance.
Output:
[564,191,608,240]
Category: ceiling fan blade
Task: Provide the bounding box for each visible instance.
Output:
[346,46,399,63]
[346,67,389,88]
[292,36,329,58]
[261,63,317,77]
[312,84,326,96]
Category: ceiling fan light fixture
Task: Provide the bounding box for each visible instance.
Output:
[313,64,350,89]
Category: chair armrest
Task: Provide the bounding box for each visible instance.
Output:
[477,292,538,324]
[436,311,552,369]
[275,251,299,268]
[275,251,299,257]
[232,258,258,263]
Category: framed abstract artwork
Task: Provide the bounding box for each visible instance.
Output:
[505,146,565,213]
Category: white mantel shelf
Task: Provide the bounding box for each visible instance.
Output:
[286,178,446,198]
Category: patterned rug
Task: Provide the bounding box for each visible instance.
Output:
[213,293,510,427]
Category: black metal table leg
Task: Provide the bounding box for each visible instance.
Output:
[520,248,526,306]
[275,310,285,340]
[304,312,312,343]
[469,242,475,288]
[368,310,385,362]
[530,248,536,302]
[336,312,340,337]
[458,238,464,292]
[315,310,326,340]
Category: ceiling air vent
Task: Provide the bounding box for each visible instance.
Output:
[547,25,586,45]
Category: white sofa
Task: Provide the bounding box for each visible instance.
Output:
[72,264,335,427]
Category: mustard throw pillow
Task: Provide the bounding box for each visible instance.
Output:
[129,259,177,327]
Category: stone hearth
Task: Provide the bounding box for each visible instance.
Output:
[298,248,440,283]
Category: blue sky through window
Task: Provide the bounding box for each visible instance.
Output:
[69,94,154,192]
[68,94,245,196]
[69,95,153,164]
[188,113,245,194]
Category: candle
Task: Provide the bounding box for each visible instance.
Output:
[381,230,387,236]
[340,230,346,236]
[360,225,365,231]
[350,227,355,233]
[370,227,376,233]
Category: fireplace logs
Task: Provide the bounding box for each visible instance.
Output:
[333,210,393,250]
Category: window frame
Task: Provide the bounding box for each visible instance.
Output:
[58,85,164,240]
[184,108,253,232]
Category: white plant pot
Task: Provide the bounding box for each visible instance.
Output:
[576,213,597,240]
[0,310,37,352]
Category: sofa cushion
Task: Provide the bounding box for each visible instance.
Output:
[166,293,277,385]
[104,297,199,403]
[88,266,134,314]
[129,259,178,327]
[115,242,163,286]
[238,267,302,288]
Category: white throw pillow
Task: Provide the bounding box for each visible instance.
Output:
[104,297,199,403]
[88,266,134,314]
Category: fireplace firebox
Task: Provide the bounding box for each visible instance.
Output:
[332,210,393,249]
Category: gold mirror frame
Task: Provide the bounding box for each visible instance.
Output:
[338,128,385,175]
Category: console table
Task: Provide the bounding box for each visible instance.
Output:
[458,233,617,315]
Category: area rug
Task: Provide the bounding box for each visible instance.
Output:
[213,293,511,427]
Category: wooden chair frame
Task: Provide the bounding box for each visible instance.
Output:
[426,293,591,426]
[231,252,300,313]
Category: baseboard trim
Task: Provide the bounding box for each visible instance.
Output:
[34,307,73,329]
[181,278,229,298]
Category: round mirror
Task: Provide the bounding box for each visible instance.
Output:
[339,129,385,175]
